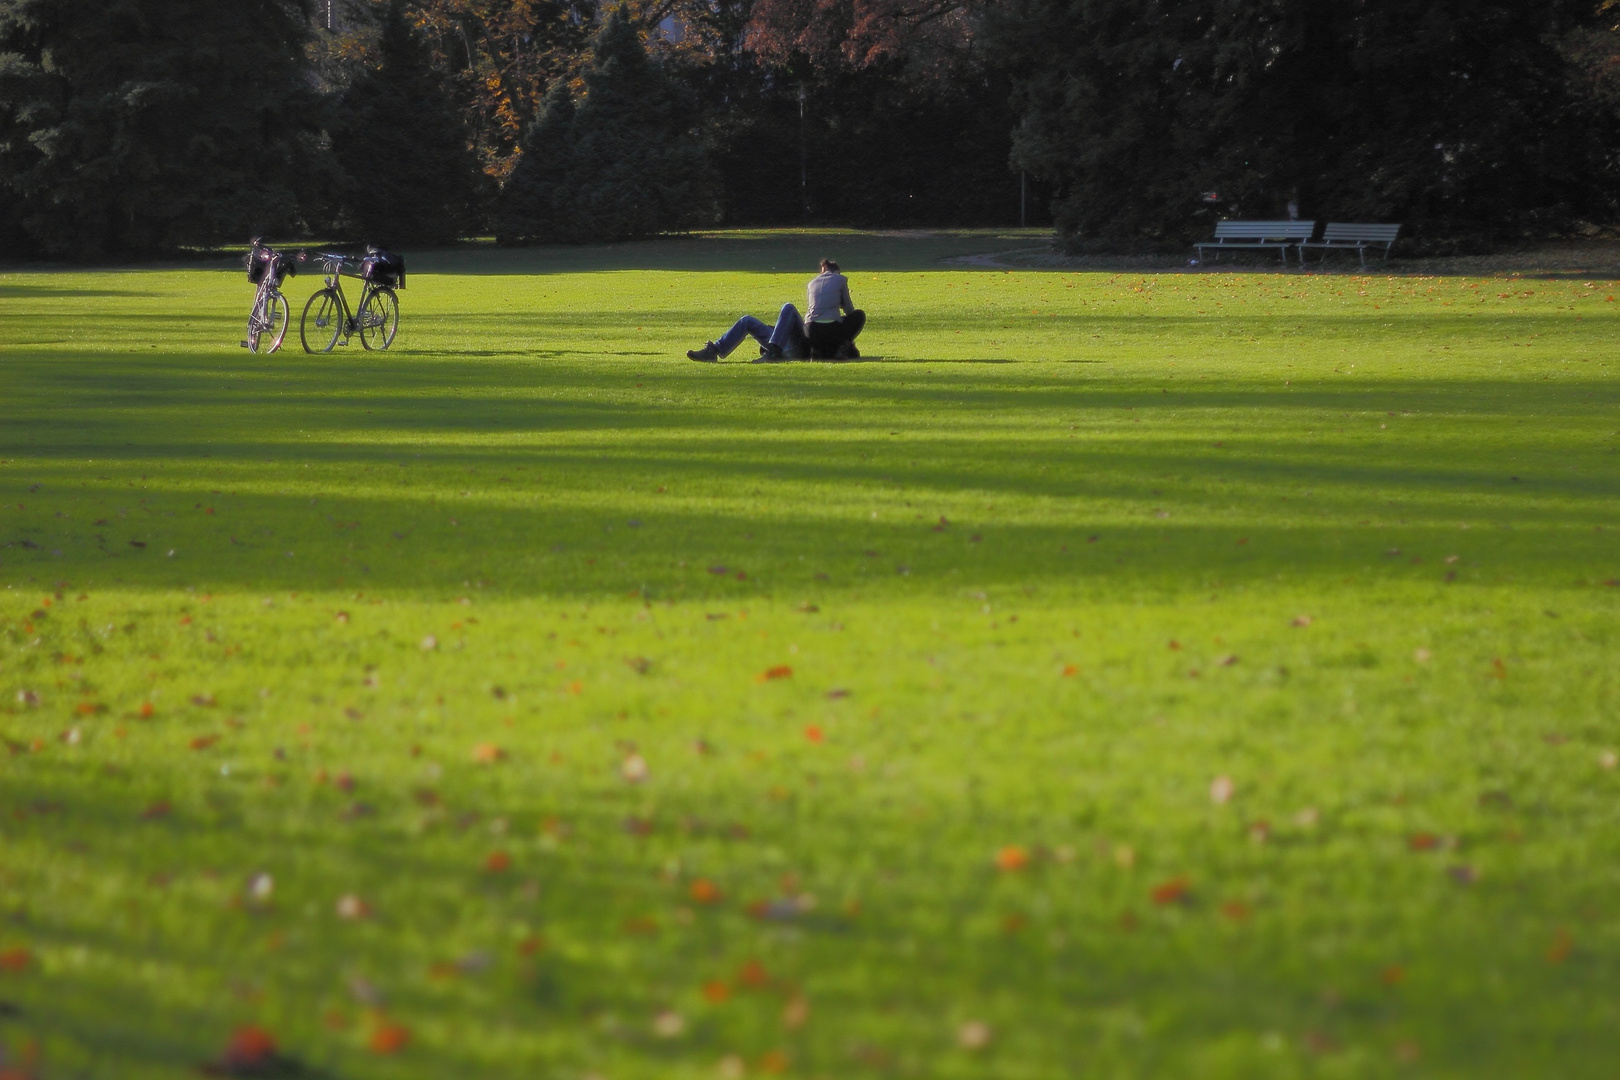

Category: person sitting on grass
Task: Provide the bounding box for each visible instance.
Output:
[687,258,865,362]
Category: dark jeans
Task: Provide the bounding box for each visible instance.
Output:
[806,310,866,358]
[714,303,806,358]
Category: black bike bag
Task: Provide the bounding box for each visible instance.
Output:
[361,248,406,290]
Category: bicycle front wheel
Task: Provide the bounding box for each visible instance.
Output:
[251,291,289,354]
[301,289,343,353]
[246,292,266,352]
[358,287,398,351]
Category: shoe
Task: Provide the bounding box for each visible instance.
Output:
[687,343,720,362]
[754,343,785,363]
[834,341,860,360]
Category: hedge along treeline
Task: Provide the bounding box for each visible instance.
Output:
[3,0,1619,257]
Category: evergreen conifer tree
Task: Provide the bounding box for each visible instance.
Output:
[331,0,482,247]
[0,0,322,257]
[496,4,718,244]
[496,80,585,244]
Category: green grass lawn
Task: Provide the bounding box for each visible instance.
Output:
[1,229,1617,1078]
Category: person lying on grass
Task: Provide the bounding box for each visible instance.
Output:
[687,258,866,363]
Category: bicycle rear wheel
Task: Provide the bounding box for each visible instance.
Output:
[358,287,398,351]
[251,291,289,354]
[301,289,343,353]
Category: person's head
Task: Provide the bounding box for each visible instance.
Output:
[820,258,839,274]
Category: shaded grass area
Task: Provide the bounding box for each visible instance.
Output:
[0,234,1617,1078]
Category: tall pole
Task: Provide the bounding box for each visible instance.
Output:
[798,83,809,219]
[1020,171,1027,228]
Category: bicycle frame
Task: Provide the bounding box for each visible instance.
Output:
[317,254,378,339]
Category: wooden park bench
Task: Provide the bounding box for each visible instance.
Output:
[1296,222,1402,267]
[1193,220,1316,266]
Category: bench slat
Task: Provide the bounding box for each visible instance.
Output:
[1209,220,1316,240]
[1318,223,1401,242]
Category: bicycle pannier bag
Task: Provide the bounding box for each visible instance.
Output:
[246,249,271,285]
[361,249,406,290]
[246,249,297,285]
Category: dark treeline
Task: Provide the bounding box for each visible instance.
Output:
[1,0,1618,257]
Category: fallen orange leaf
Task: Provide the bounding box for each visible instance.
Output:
[994,845,1029,872]
[189,735,219,750]
[758,1049,789,1074]
[689,879,723,904]
[758,665,793,682]
[1151,877,1191,905]
[702,979,732,1003]
[1408,833,1439,851]
[1061,663,1079,676]
[485,851,511,873]
[472,742,505,764]
[804,724,824,743]
[222,1025,277,1068]
[737,959,770,988]
[368,1022,410,1054]
[0,948,31,972]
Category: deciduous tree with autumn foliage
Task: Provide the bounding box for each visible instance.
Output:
[497,4,719,243]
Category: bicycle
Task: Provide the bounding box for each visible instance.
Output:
[241,238,300,353]
[299,246,405,353]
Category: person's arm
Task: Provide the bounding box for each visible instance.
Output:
[840,281,854,314]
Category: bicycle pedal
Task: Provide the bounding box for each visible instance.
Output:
[239,341,250,348]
